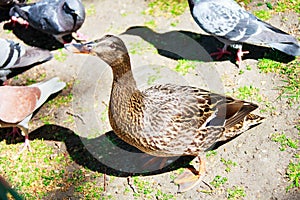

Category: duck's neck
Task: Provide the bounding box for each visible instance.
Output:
[110,54,137,91]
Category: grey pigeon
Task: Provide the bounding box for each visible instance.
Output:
[0,77,66,153]
[0,38,52,83]
[9,0,86,43]
[188,0,300,65]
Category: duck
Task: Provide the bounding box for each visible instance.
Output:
[188,0,300,66]
[65,35,264,192]
[0,77,66,154]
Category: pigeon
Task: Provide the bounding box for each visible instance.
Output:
[188,0,300,65]
[9,0,86,43]
[0,77,66,153]
[0,38,52,84]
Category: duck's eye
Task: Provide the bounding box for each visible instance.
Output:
[109,43,117,49]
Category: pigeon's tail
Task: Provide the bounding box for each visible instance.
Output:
[13,47,53,68]
[256,20,300,56]
[269,41,300,57]
[31,77,66,109]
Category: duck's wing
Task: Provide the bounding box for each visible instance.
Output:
[143,84,263,148]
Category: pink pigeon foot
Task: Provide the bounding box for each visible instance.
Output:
[236,49,249,66]
[18,135,32,155]
[6,127,21,139]
[210,45,232,60]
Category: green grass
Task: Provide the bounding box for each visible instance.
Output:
[0,140,69,198]
[258,59,300,103]
[144,20,157,29]
[132,177,155,198]
[145,0,188,17]
[236,0,252,6]
[174,59,199,75]
[253,10,271,20]
[206,150,217,158]
[54,48,68,62]
[234,85,263,103]
[47,93,73,107]
[129,41,158,55]
[271,133,299,151]
[227,186,246,199]
[286,159,300,191]
[275,0,300,13]
[210,175,228,188]
[85,4,96,16]
[220,158,238,173]
[155,190,175,200]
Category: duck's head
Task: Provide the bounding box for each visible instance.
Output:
[65,35,129,67]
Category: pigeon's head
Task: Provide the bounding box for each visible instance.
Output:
[65,35,129,67]
[63,0,86,31]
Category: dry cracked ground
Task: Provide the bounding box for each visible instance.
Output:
[0,0,299,199]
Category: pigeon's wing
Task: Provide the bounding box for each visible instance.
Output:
[0,38,52,81]
[30,77,66,109]
[0,38,25,69]
[12,46,52,68]
[192,1,253,41]
[0,86,40,123]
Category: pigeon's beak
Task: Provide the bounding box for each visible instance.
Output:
[64,41,95,54]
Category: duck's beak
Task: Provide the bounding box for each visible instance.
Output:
[64,40,96,54]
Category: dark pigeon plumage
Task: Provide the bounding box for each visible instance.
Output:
[9,0,86,43]
[0,38,52,83]
[188,0,300,64]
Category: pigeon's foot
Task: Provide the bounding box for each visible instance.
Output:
[6,127,21,139]
[16,135,32,158]
[210,47,231,60]
[11,16,29,28]
[174,156,205,192]
[2,79,11,86]
[236,49,249,66]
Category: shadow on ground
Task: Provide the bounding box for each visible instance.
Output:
[2,22,64,50]
[0,125,195,177]
[122,26,295,65]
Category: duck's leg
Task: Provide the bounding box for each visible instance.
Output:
[174,156,205,192]
[210,44,232,60]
